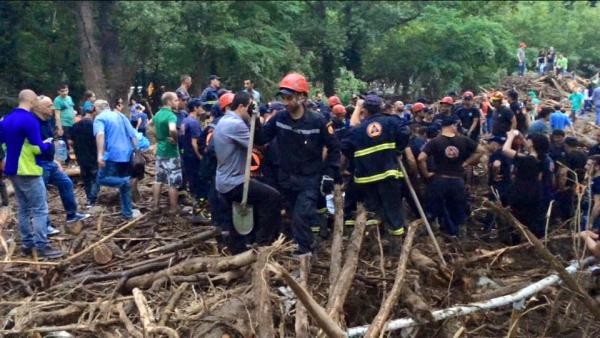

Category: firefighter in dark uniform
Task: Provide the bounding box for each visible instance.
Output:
[257,73,341,255]
[418,116,484,237]
[341,94,410,236]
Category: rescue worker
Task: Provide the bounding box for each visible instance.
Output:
[418,116,483,237]
[257,73,341,255]
[331,104,349,142]
[200,75,221,111]
[341,94,411,237]
[433,96,461,134]
[455,91,481,141]
[491,92,516,137]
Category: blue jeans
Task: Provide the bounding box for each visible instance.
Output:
[485,115,493,134]
[9,176,49,249]
[40,161,77,218]
[97,161,133,219]
[596,106,600,125]
[518,62,526,76]
[538,63,545,75]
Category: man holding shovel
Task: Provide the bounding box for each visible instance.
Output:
[214,91,281,254]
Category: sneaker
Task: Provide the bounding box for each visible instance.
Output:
[37,246,64,259]
[66,212,91,223]
[47,225,61,236]
[132,209,142,218]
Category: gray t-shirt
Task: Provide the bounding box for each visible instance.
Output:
[214,112,249,194]
[517,48,525,62]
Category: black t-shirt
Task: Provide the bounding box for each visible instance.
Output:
[71,118,98,167]
[546,52,556,64]
[492,106,514,137]
[565,150,587,185]
[455,106,481,139]
[37,117,55,162]
[510,102,528,134]
[422,134,477,177]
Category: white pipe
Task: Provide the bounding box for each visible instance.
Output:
[346,261,581,337]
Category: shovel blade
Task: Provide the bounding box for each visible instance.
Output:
[232,203,254,235]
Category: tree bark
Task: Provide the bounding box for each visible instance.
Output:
[96,1,136,103]
[75,1,108,100]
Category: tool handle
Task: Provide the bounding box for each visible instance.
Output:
[241,114,257,206]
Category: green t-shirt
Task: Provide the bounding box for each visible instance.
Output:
[569,92,584,111]
[152,107,179,158]
[557,57,568,70]
[54,95,75,127]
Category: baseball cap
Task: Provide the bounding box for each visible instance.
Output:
[463,91,474,99]
[364,94,382,107]
[269,102,286,112]
[209,75,220,81]
[259,104,269,116]
[440,116,458,127]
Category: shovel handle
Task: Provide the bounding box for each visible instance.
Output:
[241,114,257,206]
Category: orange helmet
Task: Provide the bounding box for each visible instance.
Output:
[412,102,426,113]
[219,92,235,110]
[278,73,309,95]
[331,104,346,117]
[328,95,342,107]
[439,96,454,105]
[491,91,504,102]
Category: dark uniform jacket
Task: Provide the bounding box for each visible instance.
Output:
[341,113,410,184]
[257,108,340,183]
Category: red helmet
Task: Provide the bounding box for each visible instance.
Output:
[331,104,346,117]
[412,102,426,113]
[328,95,342,107]
[219,92,235,110]
[440,96,454,105]
[279,73,309,95]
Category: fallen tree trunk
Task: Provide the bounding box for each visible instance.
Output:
[295,255,310,338]
[252,248,275,338]
[326,203,367,324]
[363,220,419,338]
[144,227,219,255]
[125,250,256,290]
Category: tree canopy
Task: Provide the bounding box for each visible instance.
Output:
[1,0,599,111]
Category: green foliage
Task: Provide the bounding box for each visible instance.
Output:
[1,0,599,108]
[334,67,366,103]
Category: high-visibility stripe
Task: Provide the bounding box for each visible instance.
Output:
[354,142,396,158]
[366,219,381,226]
[390,227,405,236]
[311,226,320,233]
[276,121,320,135]
[344,220,355,226]
[317,208,328,214]
[354,169,404,184]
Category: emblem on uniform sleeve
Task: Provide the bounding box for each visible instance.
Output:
[445,146,459,159]
[327,122,334,135]
[366,122,382,138]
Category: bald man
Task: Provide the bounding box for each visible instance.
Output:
[0,90,63,258]
[93,99,139,220]
[33,96,90,233]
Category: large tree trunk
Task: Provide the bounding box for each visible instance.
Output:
[75,1,108,100]
[97,1,136,104]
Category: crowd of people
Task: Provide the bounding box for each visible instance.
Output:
[4,71,600,259]
[517,42,571,77]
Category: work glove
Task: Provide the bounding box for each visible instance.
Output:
[320,175,334,196]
